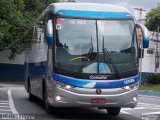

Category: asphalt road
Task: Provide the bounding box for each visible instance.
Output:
[0,86,160,120]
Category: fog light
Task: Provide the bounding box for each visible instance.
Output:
[133,97,137,102]
[55,96,61,101]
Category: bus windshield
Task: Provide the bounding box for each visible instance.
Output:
[55,18,138,74]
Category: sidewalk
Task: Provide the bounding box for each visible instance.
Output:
[139,90,160,97]
[0,81,24,88]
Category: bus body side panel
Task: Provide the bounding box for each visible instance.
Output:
[24,21,48,99]
[25,42,48,99]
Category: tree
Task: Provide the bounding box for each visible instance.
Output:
[0,0,26,56]
[0,0,57,58]
[145,6,160,31]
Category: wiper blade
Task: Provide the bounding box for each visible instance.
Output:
[78,36,94,72]
[102,36,121,79]
[87,36,94,61]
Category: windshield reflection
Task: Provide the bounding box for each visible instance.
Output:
[55,18,138,74]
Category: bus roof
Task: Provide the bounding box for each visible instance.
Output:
[50,3,131,13]
[48,3,133,19]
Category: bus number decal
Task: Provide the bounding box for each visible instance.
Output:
[68,20,86,25]
[124,79,135,84]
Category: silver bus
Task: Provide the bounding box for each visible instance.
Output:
[24,2,150,116]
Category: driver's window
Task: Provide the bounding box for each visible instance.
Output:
[136,27,143,46]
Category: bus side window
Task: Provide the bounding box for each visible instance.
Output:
[136,28,143,45]
[33,18,45,43]
[136,27,144,58]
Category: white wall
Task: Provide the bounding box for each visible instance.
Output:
[141,32,160,73]
[0,50,24,65]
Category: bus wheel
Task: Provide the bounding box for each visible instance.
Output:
[28,79,35,102]
[106,107,121,116]
[44,86,52,113]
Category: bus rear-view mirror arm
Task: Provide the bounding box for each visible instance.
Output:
[136,23,150,49]
[46,20,54,45]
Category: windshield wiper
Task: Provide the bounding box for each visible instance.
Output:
[78,36,94,72]
[102,36,121,79]
[87,36,94,61]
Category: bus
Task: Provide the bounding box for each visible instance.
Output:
[24,2,150,116]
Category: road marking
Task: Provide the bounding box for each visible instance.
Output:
[8,89,18,114]
[0,113,6,114]
[123,107,160,110]
[143,111,160,115]
[0,106,10,108]
[0,100,9,103]
[0,89,21,120]
[0,103,9,105]
[122,108,131,110]
[138,103,160,109]
[150,108,160,110]
[121,110,131,115]
[122,102,160,111]
[121,110,142,119]
[139,102,159,105]
[0,109,11,112]
[0,98,11,115]
[139,95,160,99]
[122,102,160,119]
[138,104,160,106]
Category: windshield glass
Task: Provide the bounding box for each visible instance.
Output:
[55,18,138,74]
[55,18,98,73]
[97,20,138,73]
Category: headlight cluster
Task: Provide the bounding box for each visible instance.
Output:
[123,82,139,91]
[55,81,74,90]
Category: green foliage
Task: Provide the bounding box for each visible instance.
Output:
[145,73,160,84]
[0,0,57,58]
[145,6,160,31]
[139,84,160,92]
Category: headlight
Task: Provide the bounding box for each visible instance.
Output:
[54,81,74,90]
[123,82,139,91]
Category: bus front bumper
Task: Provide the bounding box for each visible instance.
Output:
[47,85,138,108]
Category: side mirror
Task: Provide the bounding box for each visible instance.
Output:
[136,23,150,48]
[46,20,53,45]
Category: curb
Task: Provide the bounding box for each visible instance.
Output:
[138,90,160,97]
[0,82,24,88]
[0,84,22,87]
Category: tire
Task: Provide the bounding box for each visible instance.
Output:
[28,79,36,102]
[107,107,121,116]
[43,82,53,113]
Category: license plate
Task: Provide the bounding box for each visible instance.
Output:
[91,98,106,104]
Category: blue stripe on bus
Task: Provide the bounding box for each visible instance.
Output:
[25,61,47,79]
[52,73,139,88]
[56,10,133,19]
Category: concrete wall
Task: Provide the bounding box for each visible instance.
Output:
[141,31,160,73]
[0,50,25,81]
[141,31,160,83]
